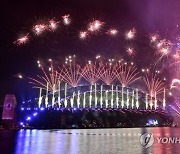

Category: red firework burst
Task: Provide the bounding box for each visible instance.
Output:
[82,62,103,85]
[116,63,140,87]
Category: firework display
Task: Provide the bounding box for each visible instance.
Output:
[13,14,180,68]
[13,13,180,119]
[13,14,180,70]
[24,55,168,112]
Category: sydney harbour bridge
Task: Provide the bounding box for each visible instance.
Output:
[18,83,171,128]
[3,58,173,128]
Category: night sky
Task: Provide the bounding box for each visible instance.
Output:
[0,0,179,104]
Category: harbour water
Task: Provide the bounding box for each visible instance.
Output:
[0,127,180,154]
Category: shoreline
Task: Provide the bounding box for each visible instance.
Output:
[0,126,178,130]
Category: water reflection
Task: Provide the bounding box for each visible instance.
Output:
[0,128,179,154]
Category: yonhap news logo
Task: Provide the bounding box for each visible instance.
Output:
[140,133,154,148]
[140,132,180,148]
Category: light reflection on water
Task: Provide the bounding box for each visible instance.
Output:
[0,127,180,154]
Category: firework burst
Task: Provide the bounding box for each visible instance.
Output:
[79,31,88,39]
[33,24,47,35]
[82,62,103,85]
[125,28,136,40]
[100,62,117,85]
[171,79,180,89]
[107,28,118,36]
[48,19,59,31]
[150,33,159,42]
[126,47,135,56]
[62,14,70,25]
[14,34,29,45]
[116,63,140,87]
[172,51,180,65]
[88,20,104,32]
[170,97,180,117]
[29,64,62,91]
[152,38,172,58]
[61,60,83,87]
[143,73,165,97]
